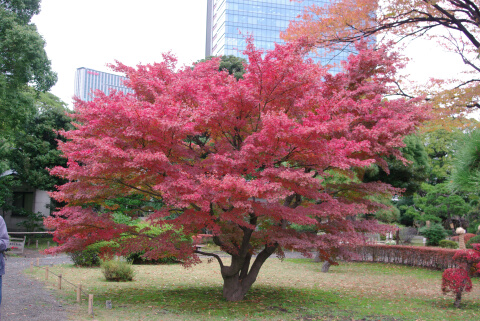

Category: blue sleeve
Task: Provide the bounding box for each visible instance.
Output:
[0,217,9,252]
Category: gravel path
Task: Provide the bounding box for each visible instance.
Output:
[2,250,74,321]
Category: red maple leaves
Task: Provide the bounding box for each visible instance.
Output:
[45,40,428,272]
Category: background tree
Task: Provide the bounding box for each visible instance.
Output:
[393,127,470,226]
[0,90,71,228]
[45,41,428,301]
[451,129,480,231]
[0,0,57,141]
[408,182,473,228]
[5,90,73,191]
[363,134,429,196]
[361,134,429,225]
[0,174,18,217]
[283,0,480,126]
[422,128,465,184]
[451,129,480,193]
[195,55,246,80]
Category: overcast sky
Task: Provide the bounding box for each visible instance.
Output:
[32,0,207,106]
[32,0,468,108]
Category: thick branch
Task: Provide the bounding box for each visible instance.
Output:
[195,250,224,268]
[428,1,480,48]
[242,243,278,289]
[239,253,252,280]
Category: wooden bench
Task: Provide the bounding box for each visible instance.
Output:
[8,235,26,254]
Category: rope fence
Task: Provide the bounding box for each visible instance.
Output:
[29,258,114,317]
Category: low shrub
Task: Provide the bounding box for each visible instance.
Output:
[466,235,480,249]
[101,259,134,282]
[420,224,448,246]
[67,241,116,267]
[439,240,459,249]
[69,247,100,267]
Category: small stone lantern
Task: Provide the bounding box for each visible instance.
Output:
[456,227,466,250]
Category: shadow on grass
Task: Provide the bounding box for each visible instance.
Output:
[286,258,444,279]
[91,284,403,320]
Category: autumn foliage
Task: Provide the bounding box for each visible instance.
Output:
[442,269,472,296]
[441,244,480,308]
[284,0,480,129]
[45,40,428,301]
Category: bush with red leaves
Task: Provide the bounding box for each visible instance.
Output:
[442,268,473,308]
[441,244,480,308]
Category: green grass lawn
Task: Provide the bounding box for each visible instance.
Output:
[26,258,480,321]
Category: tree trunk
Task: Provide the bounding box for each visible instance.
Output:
[313,252,321,263]
[454,291,462,308]
[321,261,331,273]
[222,274,251,301]
[210,214,278,301]
[220,245,277,301]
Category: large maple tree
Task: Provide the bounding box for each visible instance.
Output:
[283,0,480,129]
[46,41,428,301]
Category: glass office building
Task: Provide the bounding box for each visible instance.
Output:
[206,0,350,67]
[74,67,134,102]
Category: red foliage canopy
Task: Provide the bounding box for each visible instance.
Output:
[45,40,427,300]
[442,268,472,295]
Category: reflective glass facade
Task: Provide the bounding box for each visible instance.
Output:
[206,0,350,67]
[74,67,134,102]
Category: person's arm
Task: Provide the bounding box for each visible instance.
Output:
[0,217,9,251]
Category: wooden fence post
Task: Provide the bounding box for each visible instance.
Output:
[45,267,49,280]
[58,274,62,290]
[47,241,50,248]
[30,261,33,273]
[77,284,81,303]
[36,240,38,249]
[88,294,94,316]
